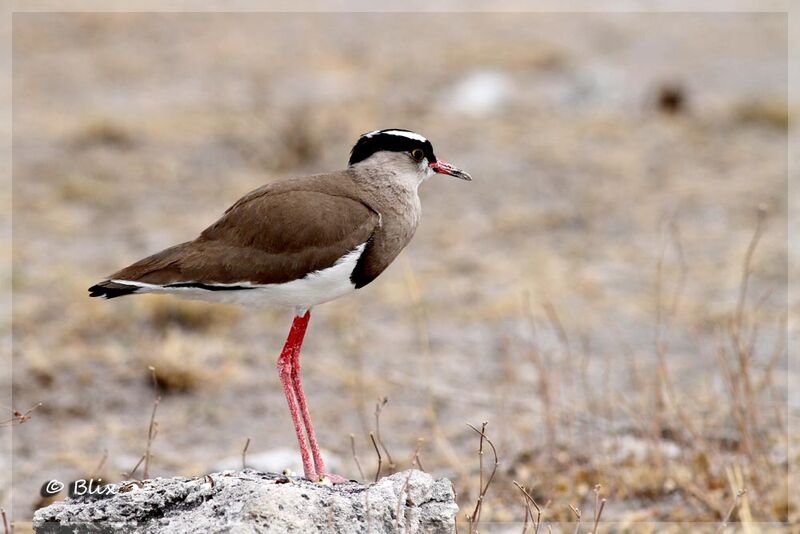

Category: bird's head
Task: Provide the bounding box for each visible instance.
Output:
[348,129,472,186]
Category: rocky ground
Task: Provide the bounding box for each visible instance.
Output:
[6,11,793,531]
[33,469,457,534]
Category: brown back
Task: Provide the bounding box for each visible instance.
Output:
[109,172,380,286]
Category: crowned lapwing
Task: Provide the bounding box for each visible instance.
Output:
[89,129,471,483]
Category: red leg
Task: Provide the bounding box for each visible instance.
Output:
[289,311,326,476]
[289,311,349,483]
[276,312,316,481]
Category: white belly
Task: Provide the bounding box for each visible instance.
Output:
[111,243,366,311]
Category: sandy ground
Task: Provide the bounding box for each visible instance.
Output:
[7,12,792,529]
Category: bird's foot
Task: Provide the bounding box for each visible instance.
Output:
[316,473,352,485]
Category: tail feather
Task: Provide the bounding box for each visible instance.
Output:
[88,280,140,299]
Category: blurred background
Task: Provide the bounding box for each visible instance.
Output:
[9,12,791,530]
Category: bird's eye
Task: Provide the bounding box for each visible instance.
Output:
[411,148,425,161]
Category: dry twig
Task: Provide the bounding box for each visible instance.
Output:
[514,481,542,534]
[349,434,365,481]
[90,449,108,479]
[373,397,396,471]
[466,422,499,533]
[242,437,251,470]
[716,488,746,533]
[124,454,146,480]
[396,470,414,533]
[735,206,766,335]
[143,366,161,480]
[412,437,426,472]
[522,295,556,460]
[395,439,427,532]
[591,485,606,534]
[652,220,692,446]
[713,208,770,464]
[0,402,42,427]
[369,432,382,482]
[569,505,581,534]
[731,206,767,457]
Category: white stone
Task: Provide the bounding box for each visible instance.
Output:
[33,469,458,534]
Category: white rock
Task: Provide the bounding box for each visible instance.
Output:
[33,469,458,534]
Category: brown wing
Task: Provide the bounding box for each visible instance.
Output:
[98,180,380,289]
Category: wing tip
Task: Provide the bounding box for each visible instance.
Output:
[88,280,139,299]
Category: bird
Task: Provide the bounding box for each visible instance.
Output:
[89,128,471,483]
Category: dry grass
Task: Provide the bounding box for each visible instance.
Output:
[443,213,790,529]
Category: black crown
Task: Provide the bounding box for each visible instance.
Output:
[349,129,437,166]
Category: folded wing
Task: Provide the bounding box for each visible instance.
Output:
[89,183,380,298]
